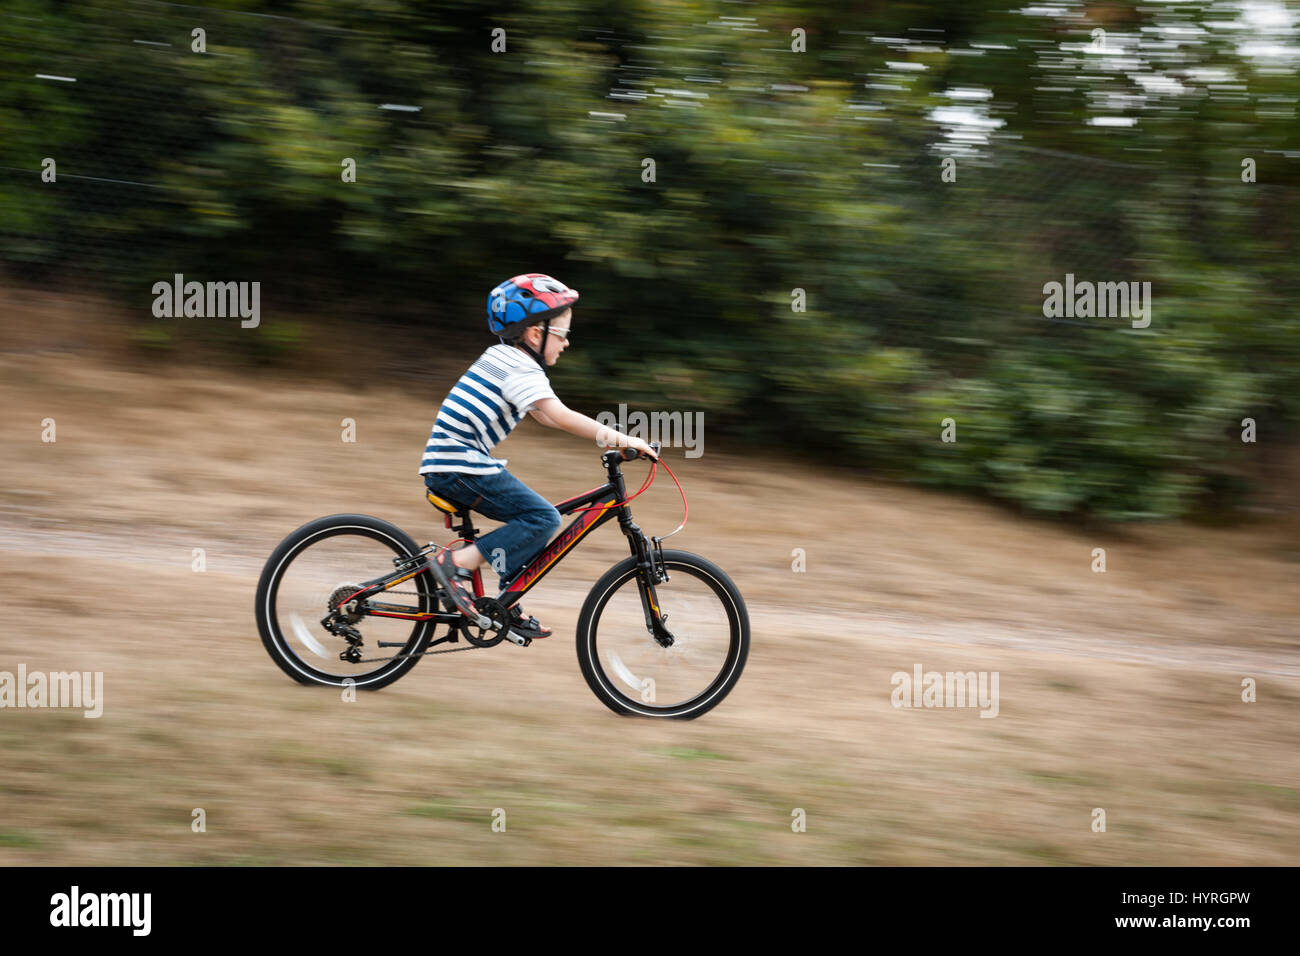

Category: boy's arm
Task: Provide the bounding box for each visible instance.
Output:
[530,398,656,456]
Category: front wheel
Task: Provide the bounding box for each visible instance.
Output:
[576,550,749,719]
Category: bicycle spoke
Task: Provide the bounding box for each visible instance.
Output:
[594,567,735,708]
[262,521,434,684]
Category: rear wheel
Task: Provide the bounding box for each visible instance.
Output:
[576,550,748,719]
[255,514,436,689]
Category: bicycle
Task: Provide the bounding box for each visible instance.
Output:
[254,442,749,718]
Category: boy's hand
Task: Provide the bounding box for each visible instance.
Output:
[624,436,658,459]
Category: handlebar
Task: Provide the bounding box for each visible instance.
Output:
[617,440,660,462]
[584,440,685,537]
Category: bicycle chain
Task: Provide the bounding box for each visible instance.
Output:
[352,589,491,662]
[355,643,486,664]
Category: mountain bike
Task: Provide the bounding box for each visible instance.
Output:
[254,443,749,719]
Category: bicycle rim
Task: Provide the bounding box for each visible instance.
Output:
[265,524,433,684]
[586,558,743,715]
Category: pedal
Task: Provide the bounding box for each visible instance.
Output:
[504,631,530,647]
[439,592,490,630]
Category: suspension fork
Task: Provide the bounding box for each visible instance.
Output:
[618,509,675,647]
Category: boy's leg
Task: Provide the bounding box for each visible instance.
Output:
[426,469,560,585]
[424,472,488,571]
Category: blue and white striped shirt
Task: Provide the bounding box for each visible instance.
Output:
[418,344,557,475]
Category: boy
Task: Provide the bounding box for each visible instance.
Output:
[419,273,655,640]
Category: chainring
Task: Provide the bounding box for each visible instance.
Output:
[463,596,510,648]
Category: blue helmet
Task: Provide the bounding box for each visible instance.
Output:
[487,273,579,340]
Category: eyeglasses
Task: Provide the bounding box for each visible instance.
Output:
[545,326,571,342]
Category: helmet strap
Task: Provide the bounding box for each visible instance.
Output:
[516,323,547,368]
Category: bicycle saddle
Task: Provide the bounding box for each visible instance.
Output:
[425,491,469,516]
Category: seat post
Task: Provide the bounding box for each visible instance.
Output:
[428,490,478,541]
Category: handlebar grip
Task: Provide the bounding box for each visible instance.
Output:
[619,441,661,462]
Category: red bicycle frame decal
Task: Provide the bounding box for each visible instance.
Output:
[505,493,622,596]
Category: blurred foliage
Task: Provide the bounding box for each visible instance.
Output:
[1,0,1298,519]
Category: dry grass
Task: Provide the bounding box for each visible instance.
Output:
[1,294,1297,865]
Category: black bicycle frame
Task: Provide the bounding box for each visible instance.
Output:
[351,451,671,644]
[500,451,672,642]
[497,450,664,607]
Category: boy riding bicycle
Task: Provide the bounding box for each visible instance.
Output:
[419,273,655,641]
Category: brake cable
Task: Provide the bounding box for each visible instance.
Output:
[569,454,689,540]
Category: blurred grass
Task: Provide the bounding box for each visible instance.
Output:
[0,348,1297,865]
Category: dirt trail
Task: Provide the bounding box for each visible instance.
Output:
[2,521,1295,678]
[1,301,1298,865]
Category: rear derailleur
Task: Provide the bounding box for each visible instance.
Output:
[320,612,365,663]
[322,584,366,663]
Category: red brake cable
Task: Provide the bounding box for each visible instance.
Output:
[570,455,689,537]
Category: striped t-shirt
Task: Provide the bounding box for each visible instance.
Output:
[418,344,558,475]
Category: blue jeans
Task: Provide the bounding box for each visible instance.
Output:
[423,469,561,583]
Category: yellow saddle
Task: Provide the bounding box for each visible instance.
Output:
[426,491,466,516]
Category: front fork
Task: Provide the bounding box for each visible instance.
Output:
[628,524,675,648]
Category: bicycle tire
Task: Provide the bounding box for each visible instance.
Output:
[575,550,749,719]
[255,514,436,689]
